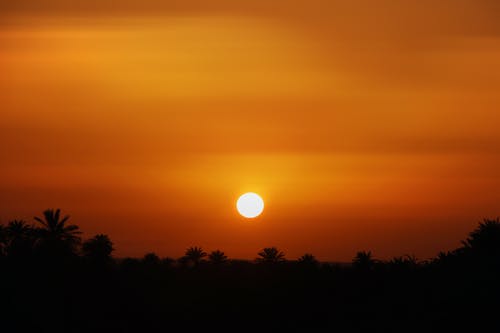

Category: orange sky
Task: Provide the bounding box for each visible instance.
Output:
[1,0,500,261]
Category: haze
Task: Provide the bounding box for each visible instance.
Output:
[1,0,500,260]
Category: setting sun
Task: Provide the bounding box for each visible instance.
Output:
[236,192,264,218]
[1,0,500,330]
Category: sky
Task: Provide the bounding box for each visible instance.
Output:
[1,0,500,261]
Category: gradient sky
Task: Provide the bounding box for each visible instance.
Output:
[1,0,500,261]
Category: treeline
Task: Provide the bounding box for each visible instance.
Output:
[1,209,500,270]
[1,209,500,332]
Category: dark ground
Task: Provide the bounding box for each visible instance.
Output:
[2,256,500,332]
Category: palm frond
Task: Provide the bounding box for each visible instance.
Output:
[34,217,48,228]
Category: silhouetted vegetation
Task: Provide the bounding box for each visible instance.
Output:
[298,253,318,265]
[183,246,207,266]
[208,249,228,264]
[256,246,286,263]
[82,234,114,265]
[352,250,375,271]
[34,208,81,259]
[1,210,500,332]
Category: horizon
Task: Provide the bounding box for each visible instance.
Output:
[1,0,500,261]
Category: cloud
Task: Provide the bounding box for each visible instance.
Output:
[2,0,500,37]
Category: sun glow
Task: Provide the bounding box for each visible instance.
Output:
[236,192,264,218]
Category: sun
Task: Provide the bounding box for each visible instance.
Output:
[236,192,264,218]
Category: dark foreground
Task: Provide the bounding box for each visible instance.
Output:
[1,212,500,332]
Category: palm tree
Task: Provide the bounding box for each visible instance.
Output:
[208,250,228,264]
[431,250,462,267]
[257,247,286,263]
[352,251,375,271]
[184,246,207,265]
[6,220,32,235]
[298,253,318,264]
[34,209,81,256]
[5,220,36,258]
[389,254,418,271]
[82,234,114,263]
[297,253,319,268]
[462,218,500,255]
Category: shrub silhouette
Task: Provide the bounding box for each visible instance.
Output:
[257,247,286,263]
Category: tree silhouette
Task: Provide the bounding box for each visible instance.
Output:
[35,209,81,256]
[297,253,319,272]
[0,224,6,257]
[142,252,161,265]
[208,250,228,264]
[5,220,36,259]
[6,220,32,236]
[431,250,463,268]
[389,254,418,272]
[161,257,176,267]
[298,253,318,265]
[34,209,80,243]
[352,251,375,271]
[82,234,114,264]
[184,246,207,265]
[462,218,500,257]
[257,247,286,263]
